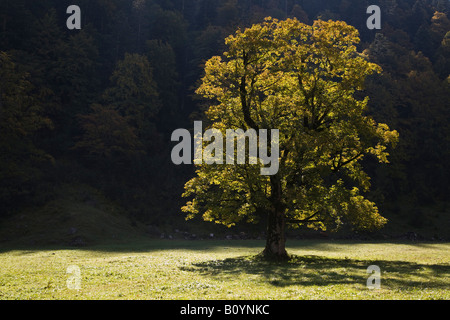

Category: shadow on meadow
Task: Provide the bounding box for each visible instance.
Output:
[180,254,450,289]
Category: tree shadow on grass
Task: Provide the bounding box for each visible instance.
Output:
[180,254,450,289]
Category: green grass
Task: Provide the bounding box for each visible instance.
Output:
[0,240,448,300]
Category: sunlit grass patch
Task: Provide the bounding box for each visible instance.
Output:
[0,240,448,300]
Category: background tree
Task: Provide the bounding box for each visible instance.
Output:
[0,52,53,214]
[103,53,161,152]
[74,103,143,164]
[182,18,399,259]
[146,39,181,128]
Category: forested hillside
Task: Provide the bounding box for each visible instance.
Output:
[1,0,449,241]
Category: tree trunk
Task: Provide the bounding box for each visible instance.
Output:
[262,208,288,261]
[261,174,289,261]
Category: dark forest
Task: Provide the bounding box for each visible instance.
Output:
[1,0,449,244]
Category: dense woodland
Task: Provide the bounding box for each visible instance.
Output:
[0,0,449,238]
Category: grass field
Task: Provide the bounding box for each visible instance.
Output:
[0,240,448,300]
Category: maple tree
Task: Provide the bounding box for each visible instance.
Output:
[182,18,399,259]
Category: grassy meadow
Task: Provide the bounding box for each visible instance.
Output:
[0,240,448,300]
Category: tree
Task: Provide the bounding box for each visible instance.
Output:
[365,27,450,203]
[146,39,179,117]
[103,53,160,151]
[290,4,309,24]
[24,9,98,155]
[434,31,450,78]
[76,52,160,169]
[430,11,450,38]
[57,28,100,111]
[0,51,52,213]
[181,18,398,260]
[74,103,143,162]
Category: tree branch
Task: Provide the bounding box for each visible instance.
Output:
[287,211,322,224]
[240,50,259,130]
[332,150,364,171]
